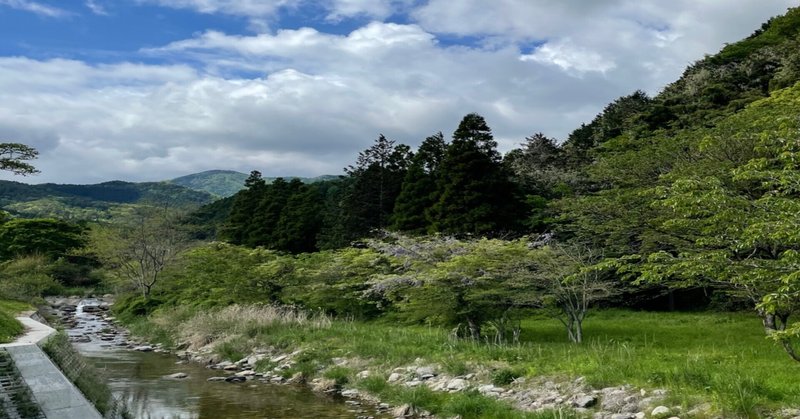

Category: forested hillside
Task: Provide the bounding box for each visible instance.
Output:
[0,180,214,221]
[170,169,337,197]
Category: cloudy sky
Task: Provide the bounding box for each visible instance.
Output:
[0,0,796,184]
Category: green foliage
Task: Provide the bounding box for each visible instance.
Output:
[0,179,214,221]
[0,255,62,300]
[322,366,351,387]
[0,218,87,260]
[492,367,524,386]
[0,143,38,176]
[431,114,523,235]
[162,242,283,307]
[0,300,28,343]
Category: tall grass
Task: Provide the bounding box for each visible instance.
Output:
[128,307,800,417]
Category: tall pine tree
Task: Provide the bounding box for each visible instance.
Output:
[391,132,447,233]
[431,114,522,235]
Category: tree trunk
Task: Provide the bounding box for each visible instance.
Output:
[758,309,800,362]
[466,317,481,341]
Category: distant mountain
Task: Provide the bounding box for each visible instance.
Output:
[170,170,338,197]
[0,180,215,221]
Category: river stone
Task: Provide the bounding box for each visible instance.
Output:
[572,394,597,408]
[225,376,246,383]
[415,366,435,377]
[341,389,360,398]
[133,345,153,352]
[446,378,468,391]
[165,372,188,379]
[207,376,227,382]
[651,406,671,418]
[392,404,412,417]
[610,414,634,419]
[387,372,403,383]
[356,370,370,379]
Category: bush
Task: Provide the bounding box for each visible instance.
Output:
[491,367,525,386]
[0,256,61,301]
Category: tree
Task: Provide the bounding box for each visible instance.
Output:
[613,85,800,361]
[342,135,412,239]
[431,113,523,235]
[391,132,447,233]
[531,243,613,343]
[0,219,87,261]
[221,171,267,245]
[107,207,191,298]
[0,143,39,175]
[367,233,539,341]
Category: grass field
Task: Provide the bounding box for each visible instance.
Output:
[0,300,29,343]
[125,307,800,418]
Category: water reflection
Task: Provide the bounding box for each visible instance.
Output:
[64,300,373,419]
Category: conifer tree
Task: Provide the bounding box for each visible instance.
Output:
[220,170,266,244]
[391,132,447,233]
[431,113,522,235]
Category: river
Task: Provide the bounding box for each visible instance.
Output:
[54,298,383,419]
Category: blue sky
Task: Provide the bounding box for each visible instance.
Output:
[0,0,796,183]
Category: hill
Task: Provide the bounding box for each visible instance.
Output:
[0,180,215,221]
[170,170,338,197]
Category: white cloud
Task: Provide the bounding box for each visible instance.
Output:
[0,0,70,17]
[138,0,296,17]
[0,1,798,184]
[85,0,108,15]
[521,39,616,74]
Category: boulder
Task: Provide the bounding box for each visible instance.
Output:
[446,378,468,391]
[651,406,671,418]
[573,394,597,408]
[341,389,360,398]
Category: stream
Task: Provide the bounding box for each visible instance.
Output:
[48,298,384,419]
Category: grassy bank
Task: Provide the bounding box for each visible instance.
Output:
[0,300,30,343]
[120,306,800,418]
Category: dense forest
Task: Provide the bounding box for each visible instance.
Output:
[3,7,800,418]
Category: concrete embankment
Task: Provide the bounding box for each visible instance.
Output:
[0,313,102,419]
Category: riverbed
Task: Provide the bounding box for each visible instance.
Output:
[52,298,382,419]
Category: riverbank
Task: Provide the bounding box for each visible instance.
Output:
[45,297,390,418]
[0,300,32,343]
[115,303,800,419]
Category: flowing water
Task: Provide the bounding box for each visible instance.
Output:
[54,299,382,419]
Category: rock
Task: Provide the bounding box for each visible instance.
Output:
[287,372,305,384]
[165,372,188,379]
[477,384,496,395]
[573,394,598,408]
[404,380,422,387]
[610,415,634,419]
[271,354,288,363]
[387,372,403,383]
[225,376,246,383]
[207,376,227,382]
[356,370,370,379]
[446,378,468,391]
[311,378,337,393]
[223,364,240,371]
[634,413,645,419]
[415,366,435,377]
[651,406,671,418]
[392,404,412,417]
[341,389,360,398]
[132,345,153,352]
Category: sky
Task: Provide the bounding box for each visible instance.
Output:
[0,0,797,184]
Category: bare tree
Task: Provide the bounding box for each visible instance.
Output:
[533,243,615,343]
[115,206,191,298]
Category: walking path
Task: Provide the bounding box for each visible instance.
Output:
[0,312,102,419]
